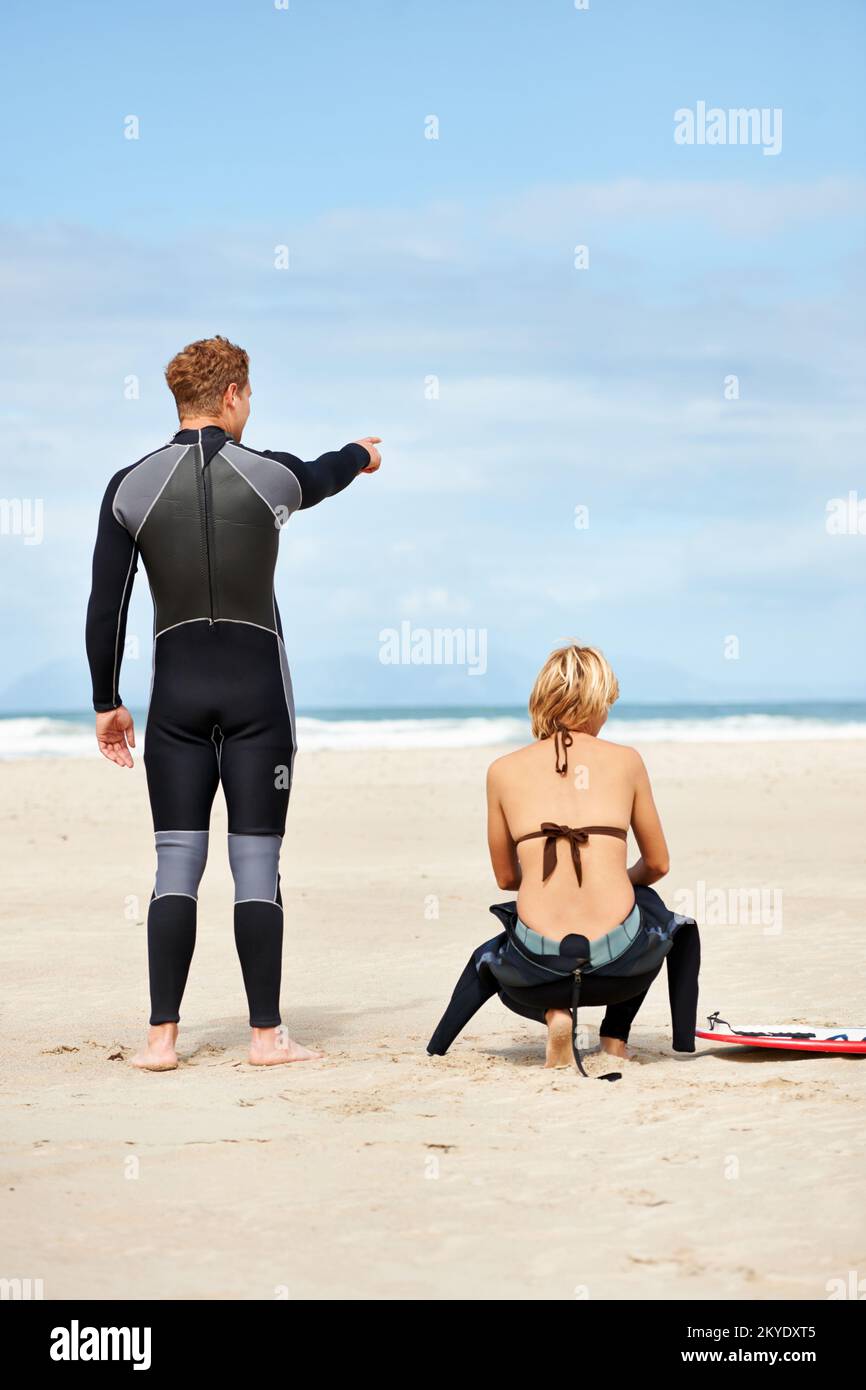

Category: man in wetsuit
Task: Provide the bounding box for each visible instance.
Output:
[85,335,381,1070]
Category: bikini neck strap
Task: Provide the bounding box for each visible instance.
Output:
[553,724,573,777]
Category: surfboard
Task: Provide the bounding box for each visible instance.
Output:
[696,1013,866,1054]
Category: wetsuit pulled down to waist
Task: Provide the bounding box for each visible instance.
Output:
[512,899,642,969]
[427,884,700,1060]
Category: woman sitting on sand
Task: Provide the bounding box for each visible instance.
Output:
[427,644,700,1074]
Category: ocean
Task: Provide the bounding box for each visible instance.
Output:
[2,702,866,758]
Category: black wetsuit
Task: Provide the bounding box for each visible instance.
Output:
[427,886,701,1068]
[86,425,369,1027]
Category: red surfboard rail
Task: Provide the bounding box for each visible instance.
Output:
[696,1014,866,1054]
[695,1030,866,1054]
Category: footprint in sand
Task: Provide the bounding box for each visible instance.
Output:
[185,1043,227,1065]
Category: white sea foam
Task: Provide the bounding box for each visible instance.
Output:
[295,715,529,751]
[0,717,100,759]
[606,714,866,744]
[1,711,866,758]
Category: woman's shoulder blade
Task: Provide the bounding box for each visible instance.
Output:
[488,742,540,775]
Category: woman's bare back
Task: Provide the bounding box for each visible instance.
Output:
[487,733,664,941]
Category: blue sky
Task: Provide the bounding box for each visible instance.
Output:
[1,0,865,709]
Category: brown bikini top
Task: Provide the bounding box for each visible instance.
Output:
[516,724,627,885]
[515,823,627,885]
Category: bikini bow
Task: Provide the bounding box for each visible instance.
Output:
[539,823,590,885]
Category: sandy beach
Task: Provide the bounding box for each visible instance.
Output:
[1,739,864,1301]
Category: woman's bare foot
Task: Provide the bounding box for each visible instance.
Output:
[544,1009,574,1068]
[132,1023,179,1072]
[249,1026,324,1067]
[600,1036,633,1061]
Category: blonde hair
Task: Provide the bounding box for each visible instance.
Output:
[165,335,249,418]
[528,643,620,739]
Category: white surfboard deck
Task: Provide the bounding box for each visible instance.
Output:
[696,1016,866,1054]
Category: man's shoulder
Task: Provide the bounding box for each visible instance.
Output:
[223,440,300,467]
[107,439,183,490]
[107,440,191,529]
[217,441,304,514]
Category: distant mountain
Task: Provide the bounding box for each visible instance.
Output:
[0,657,137,714]
[1,647,857,716]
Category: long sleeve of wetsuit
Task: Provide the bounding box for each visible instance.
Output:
[426,935,504,1055]
[261,442,370,510]
[85,471,138,711]
[666,919,701,1051]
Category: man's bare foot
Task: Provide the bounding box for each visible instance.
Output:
[544,1009,574,1068]
[249,1026,323,1067]
[132,1023,179,1072]
[600,1036,633,1061]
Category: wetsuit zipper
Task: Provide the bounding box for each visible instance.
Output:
[197,430,216,627]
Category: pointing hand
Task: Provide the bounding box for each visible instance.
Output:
[355,437,382,473]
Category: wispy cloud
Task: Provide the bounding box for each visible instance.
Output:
[494,176,866,241]
[2,164,864,705]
